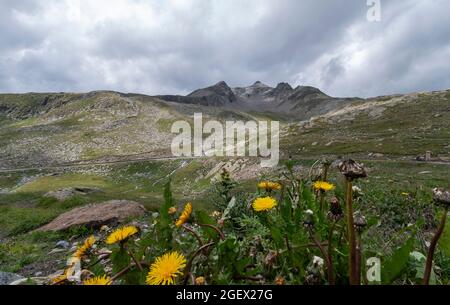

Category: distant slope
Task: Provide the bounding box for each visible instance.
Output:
[0,91,261,169]
[0,86,449,169]
[281,90,450,158]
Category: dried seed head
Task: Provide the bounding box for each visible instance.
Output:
[432,188,450,207]
[338,159,367,180]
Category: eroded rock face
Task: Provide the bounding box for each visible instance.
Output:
[36,200,146,232]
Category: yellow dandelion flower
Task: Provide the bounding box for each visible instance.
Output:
[175,203,193,227]
[72,235,96,258]
[252,197,278,212]
[258,181,282,191]
[313,181,335,192]
[83,275,112,285]
[106,226,139,245]
[146,251,186,285]
[168,207,177,215]
[401,192,410,196]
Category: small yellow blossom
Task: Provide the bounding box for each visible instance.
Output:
[258,181,282,191]
[313,181,336,192]
[275,276,286,285]
[252,197,278,212]
[195,276,206,285]
[168,207,177,215]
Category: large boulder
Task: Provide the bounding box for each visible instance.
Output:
[37,200,146,232]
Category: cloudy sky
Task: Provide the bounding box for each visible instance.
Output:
[1,0,449,97]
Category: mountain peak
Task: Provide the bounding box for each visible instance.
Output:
[251,81,270,87]
[215,80,229,87]
[275,82,293,90]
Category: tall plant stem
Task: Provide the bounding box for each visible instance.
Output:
[327,220,337,284]
[346,179,358,285]
[198,223,225,240]
[356,233,363,285]
[182,224,204,247]
[309,229,335,285]
[319,190,325,213]
[123,244,143,271]
[423,206,448,285]
[183,242,215,285]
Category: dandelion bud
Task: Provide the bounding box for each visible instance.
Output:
[264,250,278,267]
[432,188,450,207]
[313,256,324,268]
[338,159,367,180]
[328,197,343,221]
[354,212,367,233]
[274,276,285,285]
[303,209,315,229]
[195,276,206,285]
[217,218,225,228]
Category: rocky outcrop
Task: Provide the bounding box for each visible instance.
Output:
[44,187,99,201]
[36,200,146,232]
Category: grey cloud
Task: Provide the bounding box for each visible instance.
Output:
[0,0,449,98]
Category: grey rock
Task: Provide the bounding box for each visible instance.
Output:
[0,272,25,285]
[55,240,70,249]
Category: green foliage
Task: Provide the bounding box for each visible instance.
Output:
[381,237,415,284]
[156,180,174,250]
[439,212,450,257]
[213,168,237,210]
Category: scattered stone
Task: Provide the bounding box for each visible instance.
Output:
[311,142,318,146]
[34,272,43,277]
[9,277,49,285]
[0,272,24,285]
[48,248,66,255]
[36,200,147,232]
[55,240,70,249]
